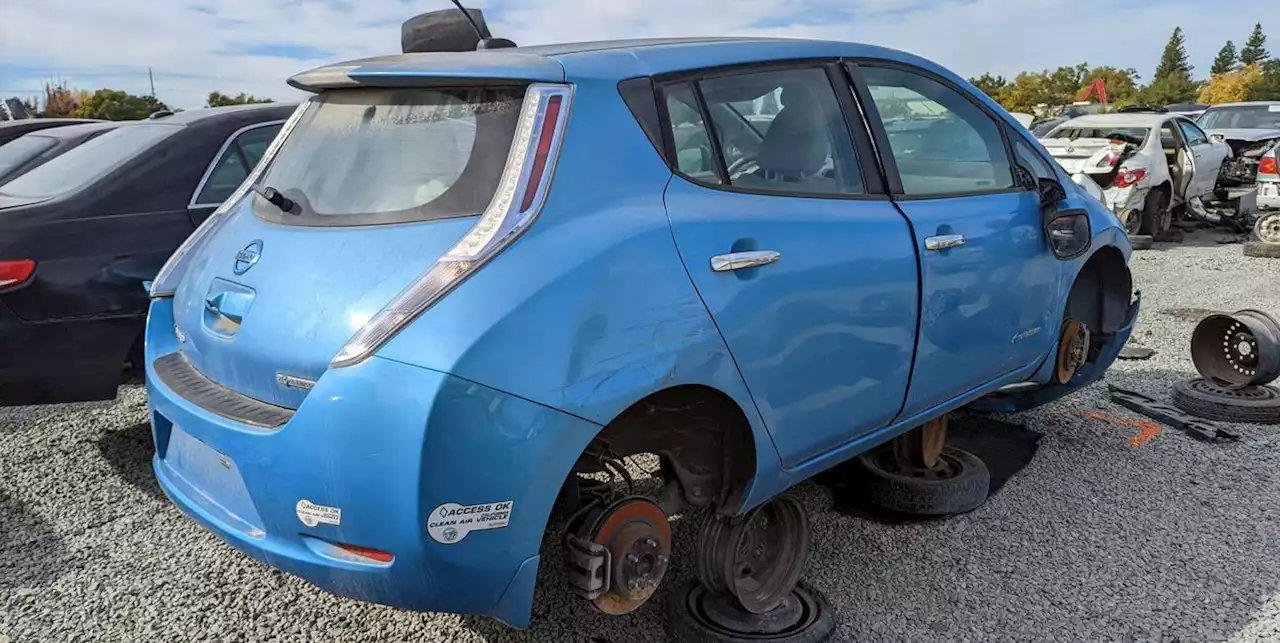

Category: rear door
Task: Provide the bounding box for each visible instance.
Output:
[850,62,1059,417]
[188,122,283,226]
[658,62,920,467]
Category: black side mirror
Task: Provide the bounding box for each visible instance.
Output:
[1038,177,1067,208]
[1045,211,1091,259]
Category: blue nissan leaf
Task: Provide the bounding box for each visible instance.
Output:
[145,36,1138,634]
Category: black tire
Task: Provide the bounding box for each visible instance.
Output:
[1243,241,1280,258]
[855,446,990,516]
[667,579,836,643]
[401,9,490,54]
[1138,189,1170,236]
[1170,379,1280,424]
[1128,234,1154,250]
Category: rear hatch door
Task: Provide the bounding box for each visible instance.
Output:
[172,85,526,409]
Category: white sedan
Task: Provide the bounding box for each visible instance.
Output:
[1039,113,1231,236]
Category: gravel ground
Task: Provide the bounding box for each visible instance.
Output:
[3,233,1280,643]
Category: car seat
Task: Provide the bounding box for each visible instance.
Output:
[735,85,836,191]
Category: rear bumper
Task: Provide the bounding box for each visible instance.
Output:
[0,302,139,406]
[145,298,600,627]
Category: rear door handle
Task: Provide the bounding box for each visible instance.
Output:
[924,234,966,251]
[710,250,781,272]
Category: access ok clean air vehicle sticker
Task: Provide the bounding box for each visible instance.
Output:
[428,501,514,544]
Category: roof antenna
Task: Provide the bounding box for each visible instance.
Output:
[448,0,517,50]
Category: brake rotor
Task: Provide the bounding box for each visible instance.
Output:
[1255,212,1280,244]
[1054,319,1091,384]
[583,497,671,615]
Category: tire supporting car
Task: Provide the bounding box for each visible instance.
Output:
[1128,234,1154,250]
[854,415,990,516]
[1170,378,1280,425]
[1243,241,1280,258]
[667,579,837,643]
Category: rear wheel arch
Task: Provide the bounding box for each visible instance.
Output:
[572,384,758,514]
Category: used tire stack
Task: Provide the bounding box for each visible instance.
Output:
[1243,212,1280,258]
[1173,309,1280,425]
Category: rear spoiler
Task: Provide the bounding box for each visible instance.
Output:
[287,53,565,92]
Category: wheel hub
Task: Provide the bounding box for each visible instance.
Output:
[1256,212,1280,244]
[685,582,822,638]
[576,497,671,615]
[1054,319,1090,384]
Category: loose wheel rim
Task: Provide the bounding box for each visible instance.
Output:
[729,496,810,614]
[684,582,825,639]
[1256,212,1280,244]
[1191,311,1280,388]
[1124,210,1143,235]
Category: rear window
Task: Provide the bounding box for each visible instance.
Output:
[253,87,525,227]
[1048,127,1149,145]
[0,124,178,199]
[0,135,57,183]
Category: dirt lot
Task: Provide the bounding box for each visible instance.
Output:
[2,233,1279,642]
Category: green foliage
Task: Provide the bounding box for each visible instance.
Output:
[1139,72,1200,105]
[1212,41,1240,76]
[968,73,1009,101]
[70,89,169,120]
[206,92,274,108]
[1242,23,1270,66]
[1246,59,1280,100]
[1079,66,1141,104]
[1154,27,1194,81]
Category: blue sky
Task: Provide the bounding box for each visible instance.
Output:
[1,0,1277,110]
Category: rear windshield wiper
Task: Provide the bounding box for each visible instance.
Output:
[251,184,298,215]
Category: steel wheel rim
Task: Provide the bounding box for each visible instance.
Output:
[1255,213,1280,244]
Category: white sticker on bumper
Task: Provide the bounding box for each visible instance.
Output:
[296,500,342,528]
[428,501,514,544]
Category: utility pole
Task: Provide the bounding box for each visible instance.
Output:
[148,67,156,97]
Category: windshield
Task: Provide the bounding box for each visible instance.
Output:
[0,135,57,183]
[253,86,525,227]
[0,124,178,199]
[1047,127,1149,145]
[1196,105,1280,130]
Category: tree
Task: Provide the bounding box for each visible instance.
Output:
[1154,27,1194,81]
[968,73,1009,101]
[1242,23,1269,66]
[43,81,80,118]
[1079,66,1141,105]
[1212,41,1240,75]
[71,89,169,120]
[1199,64,1264,104]
[206,92,273,108]
[1247,59,1280,100]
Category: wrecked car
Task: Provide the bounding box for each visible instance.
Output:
[1197,101,1280,210]
[1041,113,1230,237]
[143,34,1139,634]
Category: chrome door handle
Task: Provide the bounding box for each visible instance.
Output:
[710,250,781,272]
[924,234,966,251]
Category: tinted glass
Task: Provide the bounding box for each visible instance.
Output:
[194,124,283,206]
[0,135,57,182]
[0,124,178,199]
[1177,119,1208,145]
[236,124,281,168]
[254,87,524,227]
[1015,140,1056,181]
[698,68,863,195]
[862,66,1014,196]
[663,83,719,183]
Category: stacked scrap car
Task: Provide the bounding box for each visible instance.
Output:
[1041,113,1229,238]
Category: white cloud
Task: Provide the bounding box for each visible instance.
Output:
[1,0,1277,109]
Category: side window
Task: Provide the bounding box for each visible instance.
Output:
[661,67,864,196]
[860,66,1014,196]
[663,83,719,183]
[1177,119,1208,146]
[193,124,282,206]
[1014,139,1056,182]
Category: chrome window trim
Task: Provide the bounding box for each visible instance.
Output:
[188,120,287,209]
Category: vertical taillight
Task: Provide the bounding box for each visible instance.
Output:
[330,84,573,369]
[0,260,36,288]
[148,102,312,299]
[1259,155,1278,177]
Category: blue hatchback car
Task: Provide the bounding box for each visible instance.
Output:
[144,37,1138,632]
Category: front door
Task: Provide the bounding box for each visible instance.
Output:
[1175,118,1225,198]
[853,63,1060,417]
[658,64,921,467]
